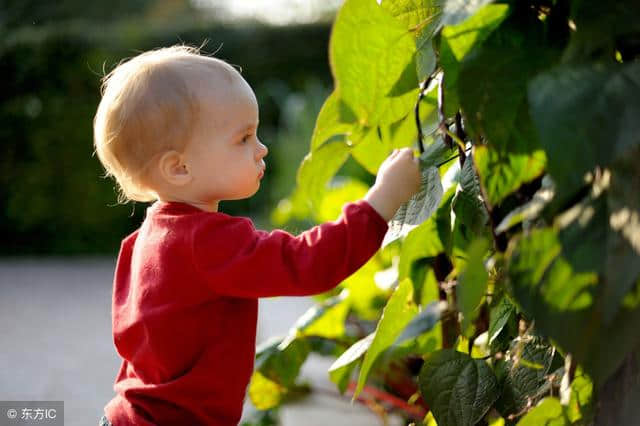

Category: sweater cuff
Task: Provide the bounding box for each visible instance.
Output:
[351,199,389,234]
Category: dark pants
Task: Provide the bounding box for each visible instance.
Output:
[99,415,113,426]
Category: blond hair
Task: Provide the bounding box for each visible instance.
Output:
[93,43,239,204]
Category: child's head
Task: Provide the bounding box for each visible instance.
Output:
[93,44,268,210]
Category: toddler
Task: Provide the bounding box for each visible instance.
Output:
[93,44,421,425]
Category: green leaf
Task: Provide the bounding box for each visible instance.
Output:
[354,277,419,398]
[297,139,350,210]
[516,398,568,426]
[394,300,444,345]
[329,333,375,372]
[441,4,509,61]
[352,85,439,179]
[527,61,640,200]
[419,349,499,426]
[473,145,546,208]
[417,41,437,82]
[488,295,515,346]
[397,198,449,279]
[555,162,640,325]
[350,126,392,175]
[248,371,286,410]
[255,337,310,387]
[458,20,557,153]
[452,155,490,237]
[457,237,489,333]
[270,186,313,226]
[342,255,389,321]
[328,361,357,395]
[506,227,640,387]
[495,336,556,420]
[315,178,370,223]
[384,87,439,149]
[410,257,442,306]
[310,91,357,151]
[278,293,350,350]
[331,0,418,126]
[383,139,452,246]
[566,369,593,424]
[381,0,444,41]
[438,4,509,117]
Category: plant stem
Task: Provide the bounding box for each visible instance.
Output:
[415,71,439,154]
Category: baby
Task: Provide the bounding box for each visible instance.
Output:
[93,44,421,426]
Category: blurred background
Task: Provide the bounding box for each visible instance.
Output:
[0,1,395,425]
[0,0,346,255]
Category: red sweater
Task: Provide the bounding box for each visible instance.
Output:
[103,199,388,425]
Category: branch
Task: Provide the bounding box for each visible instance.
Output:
[437,74,453,149]
[415,71,439,154]
[455,111,467,167]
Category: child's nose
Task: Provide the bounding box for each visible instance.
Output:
[257,141,268,158]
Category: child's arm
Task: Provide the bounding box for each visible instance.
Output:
[192,148,421,298]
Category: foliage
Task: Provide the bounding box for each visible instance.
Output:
[258,0,640,424]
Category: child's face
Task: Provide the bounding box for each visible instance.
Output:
[181,73,268,208]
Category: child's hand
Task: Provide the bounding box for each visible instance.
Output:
[364,148,422,222]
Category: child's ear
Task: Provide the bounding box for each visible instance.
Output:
[158,150,191,186]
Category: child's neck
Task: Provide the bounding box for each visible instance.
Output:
[156,195,219,213]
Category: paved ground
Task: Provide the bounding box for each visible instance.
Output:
[0,258,402,426]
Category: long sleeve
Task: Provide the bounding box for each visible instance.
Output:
[191,200,389,298]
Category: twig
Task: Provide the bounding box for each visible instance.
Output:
[415,71,439,154]
[436,146,472,168]
[437,74,453,149]
[455,112,467,167]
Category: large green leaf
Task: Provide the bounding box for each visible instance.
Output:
[556,161,640,325]
[381,0,444,42]
[310,91,357,151]
[394,300,444,345]
[328,332,375,372]
[473,145,546,208]
[566,369,594,424]
[349,126,393,175]
[248,371,286,410]
[315,177,370,223]
[419,349,499,426]
[516,397,568,426]
[527,61,640,200]
[456,237,489,333]
[354,277,419,398]
[278,293,350,350]
[458,20,557,153]
[382,0,499,44]
[297,139,351,210]
[506,228,640,387]
[438,4,509,116]
[441,4,509,60]
[255,337,310,387]
[495,336,557,420]
[331,0,418,126]
[328,360,357,395]
[488,294,515,346]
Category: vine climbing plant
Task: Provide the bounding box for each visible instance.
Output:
[245,0,640,425]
